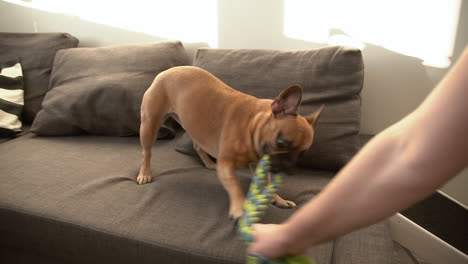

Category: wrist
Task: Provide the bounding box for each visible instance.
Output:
[279,222,311,255]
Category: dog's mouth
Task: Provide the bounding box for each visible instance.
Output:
[262,144,294,173]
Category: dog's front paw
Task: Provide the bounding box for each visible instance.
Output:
[229,205,244,221]
[271,194,297,209]
[137,174,152,185]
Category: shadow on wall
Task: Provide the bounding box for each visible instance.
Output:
[0,1,163,46]
[361,44,432,133]
[0,1,209,63]
[217,0,435,133]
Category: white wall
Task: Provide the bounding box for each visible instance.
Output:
[1,0,467,205]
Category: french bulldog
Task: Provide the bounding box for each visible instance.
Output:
[137,66,323,219]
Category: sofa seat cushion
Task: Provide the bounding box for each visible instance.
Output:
[0,134,393,264]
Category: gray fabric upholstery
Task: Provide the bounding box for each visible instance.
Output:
[332,221,394,264]
[0,133,393,264]
[0,32,79,124]
[31,41,190,137]
[192,46,364,170]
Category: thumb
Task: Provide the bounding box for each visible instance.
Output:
[246,224,286,259]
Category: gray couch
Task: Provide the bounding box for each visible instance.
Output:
[0,33,394,264]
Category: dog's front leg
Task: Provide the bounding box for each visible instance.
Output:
[248,165,297,209]
[217,160,245,219]
[271,193,297,208]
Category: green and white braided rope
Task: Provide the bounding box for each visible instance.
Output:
[238,155,317,264]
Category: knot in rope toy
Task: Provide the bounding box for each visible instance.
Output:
[237,154,316,264]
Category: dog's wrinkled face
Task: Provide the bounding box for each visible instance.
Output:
[260,85,324,172]
[262,116,313,172]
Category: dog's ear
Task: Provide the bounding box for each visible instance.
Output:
[306,105,324,128]
[271,85,303,117]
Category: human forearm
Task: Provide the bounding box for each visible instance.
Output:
[281,121,448,251]
[248,48,468,258]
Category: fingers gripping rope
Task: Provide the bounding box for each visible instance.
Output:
[237,155,316,264]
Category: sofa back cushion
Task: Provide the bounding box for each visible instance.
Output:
[31,41,190,137]
[0,32,79,124]
[192,46,364,170]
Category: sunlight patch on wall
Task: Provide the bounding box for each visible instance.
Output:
[4,0,218,47]
[284,0,461,68]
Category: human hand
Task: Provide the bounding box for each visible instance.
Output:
[246,223,305,259]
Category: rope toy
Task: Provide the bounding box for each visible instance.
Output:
[237,154,317,264]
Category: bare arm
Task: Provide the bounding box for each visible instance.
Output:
[248,47,468,258]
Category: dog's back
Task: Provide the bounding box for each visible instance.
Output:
[149,66,261,157]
